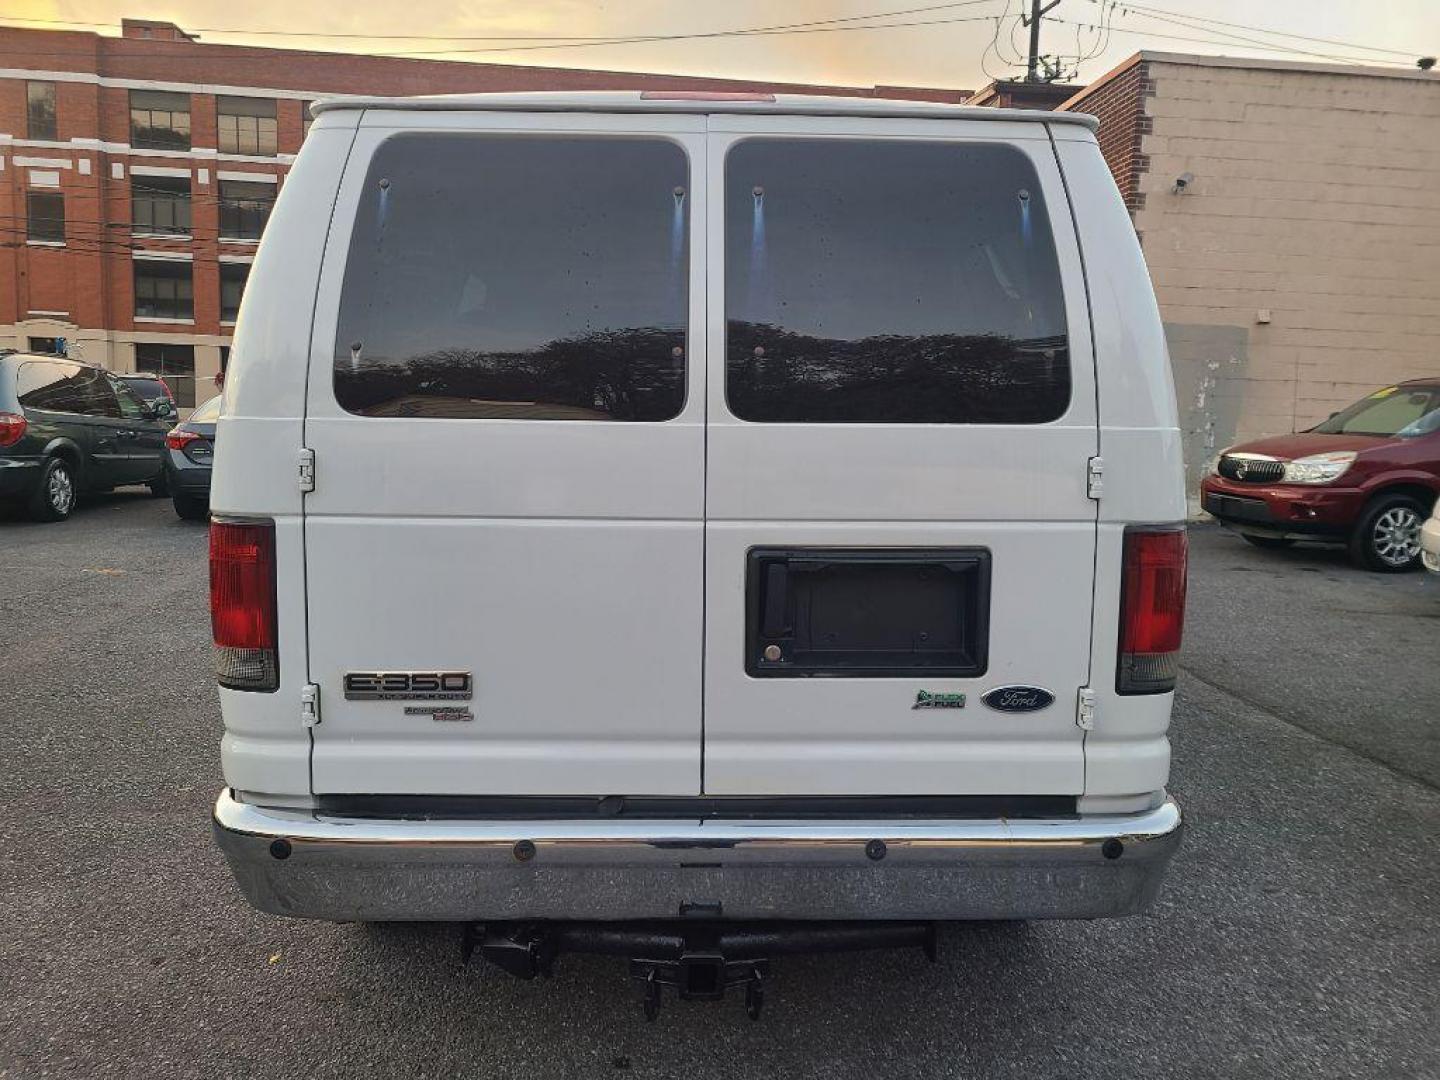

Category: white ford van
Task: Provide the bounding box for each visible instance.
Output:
[211,92,1186,1010]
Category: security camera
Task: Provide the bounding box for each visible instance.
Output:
[1173,171,1195,193]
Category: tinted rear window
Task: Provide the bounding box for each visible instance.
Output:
[333,134,689,421]
[725,139,1069,424]
[18,361,117,417]
[122,378,168,401]
[17,361,82,412]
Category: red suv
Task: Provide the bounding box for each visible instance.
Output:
[1201,380,1440,571]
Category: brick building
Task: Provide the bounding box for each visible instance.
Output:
[1061,53,1440,499]
[0,19,966,404]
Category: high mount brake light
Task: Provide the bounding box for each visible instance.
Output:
[1116,526,1188,695]
[210,519,279,692]
[0,412,26,448]
[639,90,776,102]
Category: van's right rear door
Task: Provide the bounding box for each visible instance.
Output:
[702,117,1099,796]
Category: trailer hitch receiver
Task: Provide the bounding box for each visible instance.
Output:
[631,954,770,1019]
[464,920,936,1020]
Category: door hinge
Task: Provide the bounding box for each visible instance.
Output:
[301,683,321,728]
[1086,456,1104,500]
[1076,687,1097,731]
[297,447,316,493]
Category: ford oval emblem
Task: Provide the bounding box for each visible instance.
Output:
[981,686,1055,713]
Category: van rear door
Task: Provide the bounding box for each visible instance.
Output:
[701,119,1098,795]
[303,112,707,795]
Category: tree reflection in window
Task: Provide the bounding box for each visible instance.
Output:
[334,135,688,421]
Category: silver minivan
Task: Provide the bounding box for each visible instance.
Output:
[210,92,1187,1012]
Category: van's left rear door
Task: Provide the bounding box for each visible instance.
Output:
[303,110,707,796]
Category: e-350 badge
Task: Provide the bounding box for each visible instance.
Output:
[343,671,473,701]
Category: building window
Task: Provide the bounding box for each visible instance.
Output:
[27,191,65,244]
[218,179,275,240]
[27,82,57,140]
[130,90,191,151]
[135,343,197,408]
[28,336,63,355]
[131,175,192,236]
[220,263,249,322]
[218,96,277,156]
[133,259,194,321]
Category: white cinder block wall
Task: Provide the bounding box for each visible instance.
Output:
[1065,53,1440,497]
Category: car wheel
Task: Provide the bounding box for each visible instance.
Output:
[1347,494,1425,572]
[28,457,77,522]
[148,472,170,497]
[173,493,209,521]
[1242,535,1294,550]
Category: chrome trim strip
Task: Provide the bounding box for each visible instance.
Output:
[213,790,1183,922]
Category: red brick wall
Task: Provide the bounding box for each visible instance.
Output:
[1062,59,1151,214]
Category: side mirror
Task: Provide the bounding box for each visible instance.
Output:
[154,400,175,419]
[139,401,158,420]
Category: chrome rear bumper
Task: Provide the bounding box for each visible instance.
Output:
[213,789,1183,922]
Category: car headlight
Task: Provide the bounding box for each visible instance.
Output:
[1282,451,1357,485]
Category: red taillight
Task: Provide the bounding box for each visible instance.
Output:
[210,519,278,692]
[166,429,200,450]
[0,412,26,448]
[158,377,173,401]
[1117,526,1188,695]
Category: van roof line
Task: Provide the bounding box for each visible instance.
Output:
[308,91,1100,130]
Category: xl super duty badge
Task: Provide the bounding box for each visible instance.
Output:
[344,671,472,701]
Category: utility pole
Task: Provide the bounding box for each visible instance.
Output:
[1023,0,1063,82]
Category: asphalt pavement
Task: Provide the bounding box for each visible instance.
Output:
[2,494,1437,1079]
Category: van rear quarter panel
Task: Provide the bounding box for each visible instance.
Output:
[212,113,360,798]
[1053,132,1185,799]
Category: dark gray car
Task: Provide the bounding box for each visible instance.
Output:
[0,351,171,522]
[163,393,220,521]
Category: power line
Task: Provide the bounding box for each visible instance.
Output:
[0,10,1001,67]
[381,13,1005,58]
[0,2,998,44]
[1086,0,1414,58]
[1114,7,1414,66]
[1052,16,1414,69]
[0,2,1002,55]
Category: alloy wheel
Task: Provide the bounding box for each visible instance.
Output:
[48,466,75,516]
[1372,507,1421,567]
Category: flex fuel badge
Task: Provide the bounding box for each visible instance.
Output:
[913,691,966,710]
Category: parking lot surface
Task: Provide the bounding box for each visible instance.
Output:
[3,495,1438,1079]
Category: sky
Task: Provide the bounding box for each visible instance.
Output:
[3,0,1438,93]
